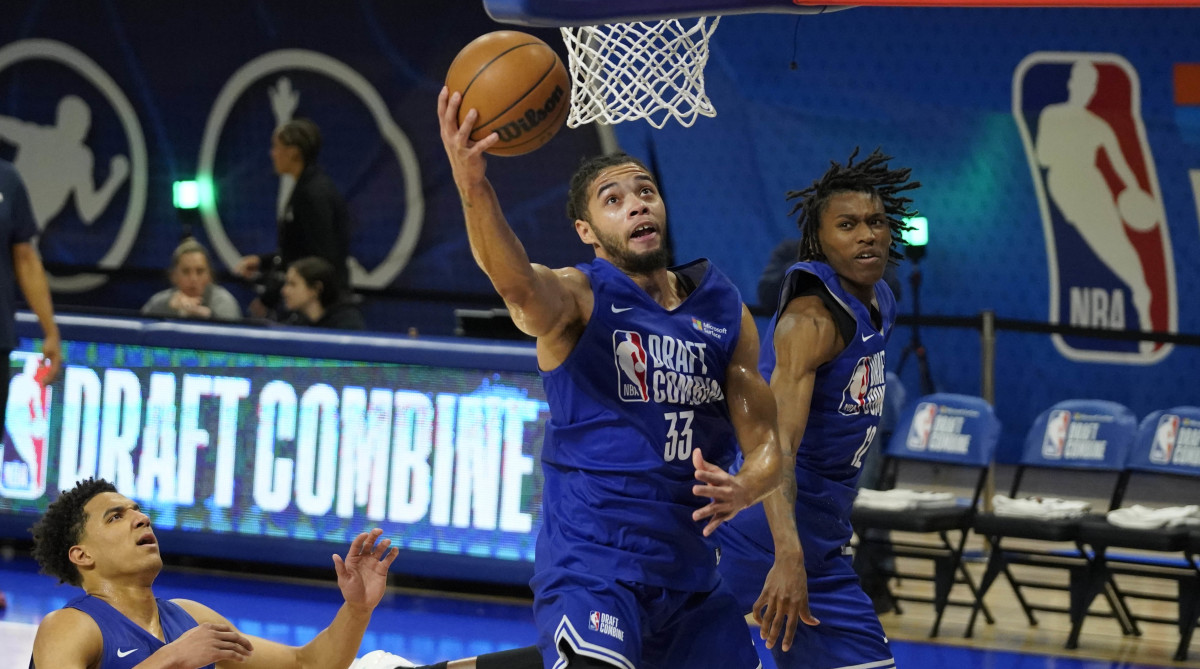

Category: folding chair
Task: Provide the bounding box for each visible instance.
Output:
[967,399,1138,643]
[1073,406,1200,661]
[851,392,1001,637]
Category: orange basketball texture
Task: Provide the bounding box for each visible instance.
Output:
[445,31,570,157]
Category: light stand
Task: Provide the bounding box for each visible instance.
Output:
[896,219,936,396]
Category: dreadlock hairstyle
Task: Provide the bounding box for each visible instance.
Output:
[31,477,118,586]
[786,147,920,264]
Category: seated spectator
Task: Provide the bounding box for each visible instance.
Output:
[141,239,242,320]
[281,256,364,330]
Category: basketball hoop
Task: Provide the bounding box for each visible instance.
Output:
[559,17,721,129]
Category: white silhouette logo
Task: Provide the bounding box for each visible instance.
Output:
[861,332,875,342]
[610,305,632,313]
[0,39,147,292]
[116,648,137,658]
[1015,52,1176,364]
[198,50,423,289]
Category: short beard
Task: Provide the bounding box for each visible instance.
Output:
[593,227,671,275]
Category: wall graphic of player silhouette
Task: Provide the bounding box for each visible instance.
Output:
[1015,52,1178,364]
[0,95,129,232]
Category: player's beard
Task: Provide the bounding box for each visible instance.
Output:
[591,224,671,275]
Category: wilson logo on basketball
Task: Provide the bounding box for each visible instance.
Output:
[494,85,565,142]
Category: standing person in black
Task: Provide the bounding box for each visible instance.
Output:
[235,118,351,317]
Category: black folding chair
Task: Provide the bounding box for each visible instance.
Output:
[1074,406,1200,661]
[851,392,1001,637]
[968,399,1139,643]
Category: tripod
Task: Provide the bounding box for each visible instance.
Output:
[895,250,937,396]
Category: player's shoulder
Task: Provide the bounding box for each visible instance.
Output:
[33,606,103,662]
[781,292,836,324]
[170,598,228,625]
[38,605,101,633]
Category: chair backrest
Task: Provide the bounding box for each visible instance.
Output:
[1129,406,1200,478]
[886,393,1001,468]
[1019,399,1137,471]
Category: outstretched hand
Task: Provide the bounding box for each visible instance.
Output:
[691,448,754,536]
[333,528,399,613]
[437,86,500,188]
[753,555,819,652]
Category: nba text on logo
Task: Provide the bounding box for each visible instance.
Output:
[904,403,975,455]
[1041,411,1108,461]
[839,352,885,417]
[587,611,625,641]
[611,330,721,406]
[1014,52,1177,364]
[1151,414,1200,466]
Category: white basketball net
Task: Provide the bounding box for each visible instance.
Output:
[559,17,721,129]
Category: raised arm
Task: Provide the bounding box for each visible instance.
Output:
[753,294,840,649]
[177,529,398,669]
[437,87,583,339]
[691,306,781,534]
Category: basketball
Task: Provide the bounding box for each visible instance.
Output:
[445,31,570,157]
[1117,187,1158,232]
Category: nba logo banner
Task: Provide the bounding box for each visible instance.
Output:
[1,356,52,500]
[1014,52,1177,364]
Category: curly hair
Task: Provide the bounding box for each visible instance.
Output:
[31,478,117,586]
[786,147,920,264]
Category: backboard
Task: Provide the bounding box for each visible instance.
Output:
[486,0,1199,26]
[484,0,845,27]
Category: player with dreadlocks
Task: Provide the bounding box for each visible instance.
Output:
[716,147,918,669]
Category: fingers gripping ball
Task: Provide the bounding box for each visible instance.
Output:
[445,31,570,157]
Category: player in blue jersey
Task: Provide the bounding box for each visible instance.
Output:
[438,87,783,669]
[718,148,919,669]
[28,477,400,669]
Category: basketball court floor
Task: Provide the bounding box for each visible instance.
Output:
[1,550,1195,668]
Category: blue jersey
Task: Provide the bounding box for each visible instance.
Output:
[537,257,743,591]
[728,261,894,566]
[64,594,211,669]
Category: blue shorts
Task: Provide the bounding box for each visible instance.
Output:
[531,567,761,669]
[718,525,895,669]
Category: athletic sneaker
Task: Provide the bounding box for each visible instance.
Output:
[349,650,416,668]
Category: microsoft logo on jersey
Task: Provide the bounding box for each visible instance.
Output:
[691,317,726,340]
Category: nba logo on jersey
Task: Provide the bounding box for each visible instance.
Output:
[1,356,52,500]
[905,402,938,452]
[1014,52,1177,364]
[1150,413,1180,465]
[588,610,601,632]
[1041,409,1071,459]
[613,330,649,402]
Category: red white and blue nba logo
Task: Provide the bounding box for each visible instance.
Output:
[613,330,649,402]
[905,402,938,451]
[1041,409,1071,459]
[1,356,52,500]
[588,610,601,632]
[1150,413,1180,465]
[1014,52,1177,364]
